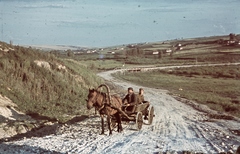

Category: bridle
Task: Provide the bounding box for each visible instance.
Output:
[89,90,106,112]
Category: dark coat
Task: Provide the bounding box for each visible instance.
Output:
[123,93,137,106]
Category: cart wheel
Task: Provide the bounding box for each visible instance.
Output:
[148,106,154,125]
[136,112,143,130]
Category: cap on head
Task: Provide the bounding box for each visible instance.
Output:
[128,87,133,91]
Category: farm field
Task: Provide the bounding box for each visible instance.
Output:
[113,64,240,118]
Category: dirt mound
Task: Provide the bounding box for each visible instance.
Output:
[0,94,36,139]
[0,95,28,121]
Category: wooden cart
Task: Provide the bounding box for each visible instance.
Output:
[96,84,154,131]
[112,103,154,130]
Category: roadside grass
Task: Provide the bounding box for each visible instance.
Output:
[0,42,102,123]
[113,65,240,117]
[81,59,125,71]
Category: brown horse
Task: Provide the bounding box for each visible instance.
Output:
[86,84,123,135]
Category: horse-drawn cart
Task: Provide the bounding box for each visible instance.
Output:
[119,103,154,130]
[87,84,154,135]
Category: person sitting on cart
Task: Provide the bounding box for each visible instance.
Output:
[122,87,138,112]
[138,88,150,120]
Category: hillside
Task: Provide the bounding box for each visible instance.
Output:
[0,41,102,138]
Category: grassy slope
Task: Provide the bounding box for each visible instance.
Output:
[0,41,102,122]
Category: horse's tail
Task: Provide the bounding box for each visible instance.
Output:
[97,84,112,105]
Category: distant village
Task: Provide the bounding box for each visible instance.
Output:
[48,33,240,59]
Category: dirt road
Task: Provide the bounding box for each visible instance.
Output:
[97,66,240,153]
[0,64,239,153]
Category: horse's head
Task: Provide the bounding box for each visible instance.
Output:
[86,88,98,110]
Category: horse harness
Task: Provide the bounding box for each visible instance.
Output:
[95,91,119,114]
[93,92,107,113]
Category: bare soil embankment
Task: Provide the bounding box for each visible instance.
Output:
[0,94,33,139]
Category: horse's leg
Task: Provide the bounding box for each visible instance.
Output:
[107,116,112,135]
[116,113,123,133]
[100,114,104,135]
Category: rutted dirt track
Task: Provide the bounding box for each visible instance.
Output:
[0,64,240,154]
